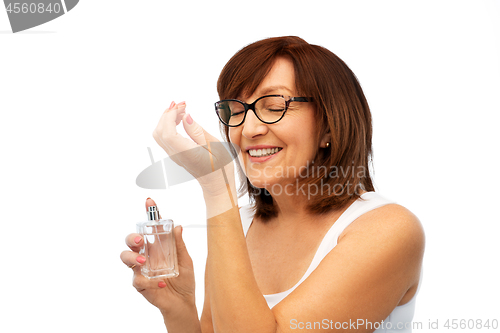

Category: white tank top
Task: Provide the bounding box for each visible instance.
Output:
[240,192,423,333]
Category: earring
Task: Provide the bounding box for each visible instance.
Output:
[325,142,330,148]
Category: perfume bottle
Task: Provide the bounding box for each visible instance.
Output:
[136,206,179,279]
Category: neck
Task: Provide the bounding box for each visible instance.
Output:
[263,188,329,229]
[271,190,311,226]
[261,186,365,228]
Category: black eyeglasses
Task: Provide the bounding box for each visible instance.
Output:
[215,95,312,127]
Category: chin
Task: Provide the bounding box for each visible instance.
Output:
[247,175,289,194]
[247,177,271,189]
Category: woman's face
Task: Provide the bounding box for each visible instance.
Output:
[229,57,318,192]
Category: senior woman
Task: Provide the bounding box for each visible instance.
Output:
[121,36,425,332]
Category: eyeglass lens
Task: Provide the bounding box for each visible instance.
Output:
[217,96,286,126]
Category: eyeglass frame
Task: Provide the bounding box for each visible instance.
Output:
[214,94,313,127]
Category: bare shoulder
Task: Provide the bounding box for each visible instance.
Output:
[340,203,425,252]
[338,202,425,299]
[272,203,425,328]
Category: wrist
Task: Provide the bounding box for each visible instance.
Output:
[160,299,201,333]
[159,291,196,316]
[201,169,238,218]
[203,189,238,219]
[199,163,236,194]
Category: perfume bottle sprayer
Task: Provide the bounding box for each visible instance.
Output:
[136,205,179,279]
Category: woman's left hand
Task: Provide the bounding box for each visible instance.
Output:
[152,102,237,198]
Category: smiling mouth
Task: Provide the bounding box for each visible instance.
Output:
[248,147,283,157]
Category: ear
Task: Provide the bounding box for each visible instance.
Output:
[319,131,332,148]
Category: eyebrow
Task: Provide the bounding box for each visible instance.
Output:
[258,85,295,96]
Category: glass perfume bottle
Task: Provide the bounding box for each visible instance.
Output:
[136,206,179,279]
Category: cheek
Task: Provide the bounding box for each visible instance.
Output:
[282,125,317,161]
[228,128,246,169]
[228,128,239,145]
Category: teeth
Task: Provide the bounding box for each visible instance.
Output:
[248,148,281,157]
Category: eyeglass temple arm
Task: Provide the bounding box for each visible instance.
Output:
[290,97,312,102]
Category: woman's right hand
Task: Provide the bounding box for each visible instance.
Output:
[120,198,197,315]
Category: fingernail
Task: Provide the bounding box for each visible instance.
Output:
[169,101,175,109]
[186,114,193,125]
[134,236,142,244]
[178,101,186,106]
[158,281,167,288]
[136,256,146,264]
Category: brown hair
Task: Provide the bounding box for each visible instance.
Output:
[217,36,375,221]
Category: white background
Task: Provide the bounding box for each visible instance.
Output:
[1,1,499,332]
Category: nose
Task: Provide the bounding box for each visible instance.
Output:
[242,108,269,139]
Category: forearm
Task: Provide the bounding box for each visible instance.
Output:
[204,193,277,333]
[161,300,202,333]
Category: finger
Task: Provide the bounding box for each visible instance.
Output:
[154,103,198,155]
[173,225,193,268]
[167,101,187,125]
[182,114,235,173]
[183,113,222,147]
[120,250,147,268]
[125,233,144,252]
[145,197,162,219]
[162,102,187,138]
[174,103,186,125]
[133,272,167,291]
